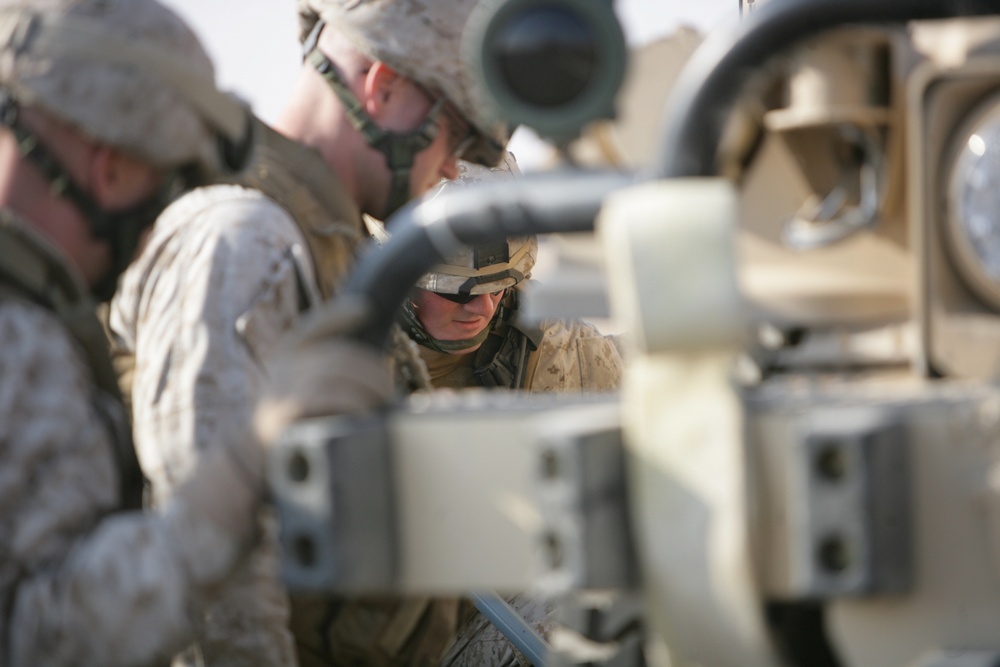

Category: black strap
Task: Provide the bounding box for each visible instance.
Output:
[472,290,542,389]
[303,23,442,218]
[0,91,192,301]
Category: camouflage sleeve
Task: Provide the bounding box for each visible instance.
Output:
[111,185,311,666]
[0,301,202,666]
[527,319,623,393]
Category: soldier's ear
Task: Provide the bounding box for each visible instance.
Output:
[363,61,404,118]
[89,145,162,210]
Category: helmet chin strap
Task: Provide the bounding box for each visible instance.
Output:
[0,92,188,301]
[304,21,443,220]
[401,300,493,354]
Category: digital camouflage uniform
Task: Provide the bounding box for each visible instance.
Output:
[418,307,623,394]
[419,298,623,667]
[399,156,624,666]
[427,312,622,667]
[0,215,262,667]
[0,1,267,665]
[109,0,508,664]
[109,118,364,667]
[407,155,623,397]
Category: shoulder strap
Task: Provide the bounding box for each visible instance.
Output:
[230,117,365,301]
[0,213,144,509]
[473,289,543,389]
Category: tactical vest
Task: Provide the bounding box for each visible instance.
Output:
[419,288,544,391]
[0,211,143,510]
[96,114,438,666]
[112,116,368,415]
[472,289,544,389]
[228,116,365,300]
[227,120,457,666]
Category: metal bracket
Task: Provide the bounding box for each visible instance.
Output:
[782,124,885,251]
[268,415,395,592]
[536,425,636,591]
[269,393,625,594]
[755,407,912,598]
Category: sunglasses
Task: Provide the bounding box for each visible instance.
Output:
[434,289,504,305]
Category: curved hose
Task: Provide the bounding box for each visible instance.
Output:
[345,170,634,350]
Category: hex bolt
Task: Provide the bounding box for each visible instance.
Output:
[541,449,560,479]
[544,532,564,570]
[293,533,317,568]
[288,450,310,484]
[817,535,851,573]
[815,441,847,482]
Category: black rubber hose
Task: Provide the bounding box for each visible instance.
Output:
[345,170,634,350]
[656,0,1000,180]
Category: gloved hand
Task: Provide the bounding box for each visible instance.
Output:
[165,419,267,586]
[256,308,393,443]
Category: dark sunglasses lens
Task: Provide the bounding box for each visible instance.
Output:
[436,291,478,305]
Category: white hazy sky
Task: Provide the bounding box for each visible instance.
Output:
[160,0,737,166]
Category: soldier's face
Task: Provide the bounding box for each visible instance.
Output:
[405,86,470,196]
[411,287,505,352]
[365,66,469,215]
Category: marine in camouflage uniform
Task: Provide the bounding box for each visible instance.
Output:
[0,1,270,665]
[107,1,507,665]
[393,156,623,666]
[403,155,622,395]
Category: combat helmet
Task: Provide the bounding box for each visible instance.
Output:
[418,152,536,296]
[298,0,509,218]
[402,151,537,354]
[298,0,507,167]
[0,0,246,170]
[0,0,250,297]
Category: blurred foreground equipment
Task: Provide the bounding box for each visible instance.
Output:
[265,0,1000,665]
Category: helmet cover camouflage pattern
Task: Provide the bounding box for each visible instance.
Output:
[418,151,537,294]
[0,0,222,168]
[297,0,508,167]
